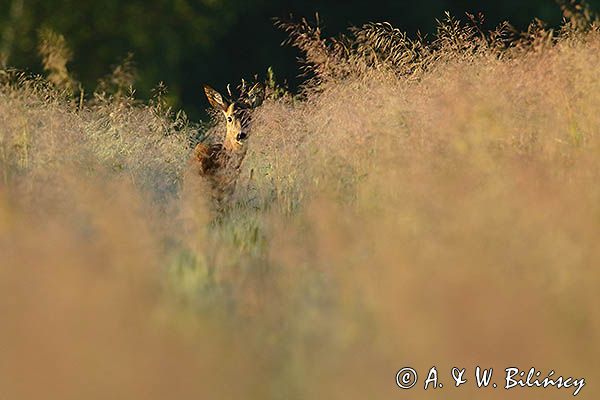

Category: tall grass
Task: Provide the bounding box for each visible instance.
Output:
[1,7,599,399]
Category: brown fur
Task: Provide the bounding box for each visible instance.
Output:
[192,83,264,206]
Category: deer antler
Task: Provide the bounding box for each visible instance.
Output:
[240,79,248,97]
[220,79,264,106]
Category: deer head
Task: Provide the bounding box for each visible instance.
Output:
[203,81,265,152]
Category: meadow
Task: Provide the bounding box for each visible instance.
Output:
[0,7,599,400]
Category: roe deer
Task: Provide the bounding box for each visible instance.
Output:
[192,81,265,206]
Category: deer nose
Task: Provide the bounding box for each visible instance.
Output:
[236,132,247,141]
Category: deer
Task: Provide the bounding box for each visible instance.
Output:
[191,81,265,207]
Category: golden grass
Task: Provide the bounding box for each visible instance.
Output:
[1,10,599,399]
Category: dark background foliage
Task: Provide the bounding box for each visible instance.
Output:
[1,0,597,118]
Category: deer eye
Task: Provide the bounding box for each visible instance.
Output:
[226,116,233,123]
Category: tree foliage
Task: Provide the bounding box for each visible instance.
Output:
[1,0,598,118]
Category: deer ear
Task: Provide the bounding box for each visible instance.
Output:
[246,83,265,108]
[203,85,229,112]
